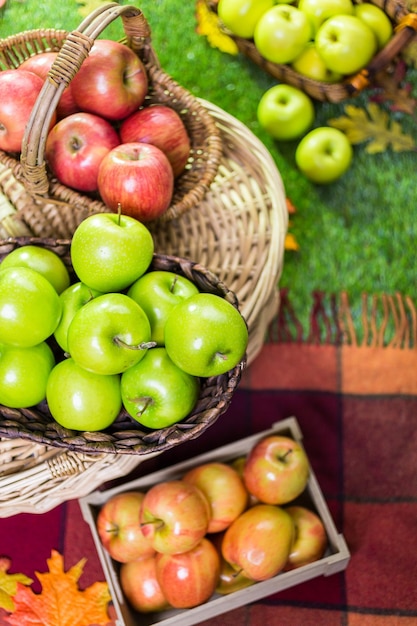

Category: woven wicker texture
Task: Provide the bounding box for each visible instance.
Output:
[210,0,417,103]
[0,3,223,230]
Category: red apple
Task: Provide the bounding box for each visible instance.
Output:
[155,538,220,609]
[221,503,294,581]
[97,142,174,222]
[209,532,254,595]
[18,51,80,119]
[96,491,155,563]
[284,505,327,569]
[0,69,55,153]
[71,39,148,121]
[243,435,310,504]
[45,112,120,192]
[139,480,211,555]
[120,556,170,613]
[182,461,249,533]
[119,105,191,177]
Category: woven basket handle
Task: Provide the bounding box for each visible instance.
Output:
[20,2,156,196]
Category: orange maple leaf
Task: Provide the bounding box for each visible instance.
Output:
[4,550,111,626]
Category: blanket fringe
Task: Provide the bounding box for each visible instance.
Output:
[268,289,417,349]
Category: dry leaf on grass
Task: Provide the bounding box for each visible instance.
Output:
[0,558,33,613]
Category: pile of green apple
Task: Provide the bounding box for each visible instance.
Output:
[96,433,328,613]
[0,39,192,222]
[0,213,248,432]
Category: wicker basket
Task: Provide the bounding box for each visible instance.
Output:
[209,0,417,103]
[0,2,223,234]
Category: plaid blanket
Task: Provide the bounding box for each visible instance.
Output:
[1,290,417,624]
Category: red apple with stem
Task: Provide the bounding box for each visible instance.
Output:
[243,435,310,504]
[71,39,148,121]
[119,105,191,177]
[284,505,327,569]
[96,491,155,563]
[18,51,80,119]
[45,112,120,192]
[139,480,211,555]
[120,556,170,613]
[0,69,56,153]
[156,538,221,609]
[97,142,174,222]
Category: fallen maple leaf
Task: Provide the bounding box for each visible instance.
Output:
[0,557,32,613]
[4,551,111,626]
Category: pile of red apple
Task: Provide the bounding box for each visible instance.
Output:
[0,212,248,432]
[0,39,192,222]
[97,433,328,614]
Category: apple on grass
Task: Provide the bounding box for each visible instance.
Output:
[217,0,275,39]
[70,39,148,121]
[67,293,153,376]
[257,84,315,141]
[97,142,174,223]
[297,0,354,34]
[120,557,170,614]
[253,5,312,65]
[0,342,55,409]
[120,347,200,429]
[295,127,353,185]
[354,3,393,50]
[221,504,294,581]
[315,15,377,76]
[0,69,56,153]
[127,270,199,346]
[164,292,248,378]
[0,244,70,294]
[46,357,122,431]
[139,480,211,555]
[182,462,249,533]
[291,43,343,83]
[155,538,220,609]
[70,213,154,293]
[96,491,155,563]
[284,505,327,569]
[0,266,62,347]
[243,435,310,504]
[54,282,103,353]
[119,105,191,178]
[45,112,120,193]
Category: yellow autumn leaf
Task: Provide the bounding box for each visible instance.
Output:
[195,0,239,55]
[0,557,33,612]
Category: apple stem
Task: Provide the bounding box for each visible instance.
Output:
[113,337,157,350]
[117,203,122,225]
[232,568,244,579]
[133,396,154,416]
[141,519,164,531]
[278,449,293,463]
[170,275,179,294]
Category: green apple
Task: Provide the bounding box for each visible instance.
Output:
[54,281,103,352]
[217,0,275,38]
[46,357,122,431]
[295,126,353,184]
[121,347,200,429]
[257,84,315,141]
[70,213,154,292]
[298,0,354,34]
[0,266,62,347]
[354,3,393,50]
[291,42,343,83]
[315,15,377,75]
[67,292,153,375]
[0,341,55,408]
[164,292,248,377]
[127,270,199,346]
[254,5,312,65]
[0,244,70,294]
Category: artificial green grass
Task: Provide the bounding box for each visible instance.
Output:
[1,0,416,338]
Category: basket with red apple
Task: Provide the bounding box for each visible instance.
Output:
[209,0,417,103]
[0,3,223,238]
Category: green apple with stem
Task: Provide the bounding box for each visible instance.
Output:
[54,281,103,352]
[67,292,154,376]
[217,0,275,38]
[0,341,55,408]
[0,266,62,347]
[254,5,312,65]
[127,270,199,346]
[257,84,315,141]
[0,244,70,294]
[121,347,200,429]
[70,212,154,292]
[46,357,122,431]
[354,3,393,50]
[298,0,354,34]
[295,127,353,184]
[164,292,248,377]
